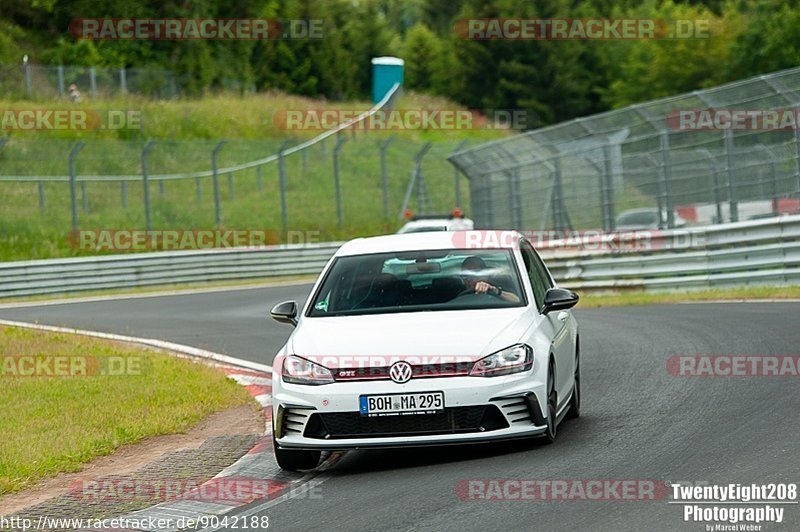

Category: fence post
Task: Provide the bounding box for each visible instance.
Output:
[452,140,468,208]
[142,140,156,231]
[380,136,394,219]
[57,66,65,97]
[485,173,494,228]
[552,158,568,230]
[794,122,800,199]
[509,169,522,229]
[724,129,739,222]
[415,143,432,213]
[398,143,432,219]
[659,131,675,228]
[89,67,97,98]
[211,141,226,226]
[333,134,347,229]
[596,159,609,232]
[68,141,85,232]
[278,140,292,236]
[603,146,616,230]
[119,68,128,95]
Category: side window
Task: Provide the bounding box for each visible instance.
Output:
[520,241,546,309]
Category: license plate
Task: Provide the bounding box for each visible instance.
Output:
[359,391,444,417]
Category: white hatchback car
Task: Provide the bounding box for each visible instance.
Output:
[269,230,580,470]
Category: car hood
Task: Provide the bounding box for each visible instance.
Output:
[287,308,532,368]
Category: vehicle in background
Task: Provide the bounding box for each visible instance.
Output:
[615,208,688,231]
[676,199,800,224]
[397,209,474,234]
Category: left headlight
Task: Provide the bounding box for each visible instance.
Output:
[470,344,533,377]
[282,355,334,385]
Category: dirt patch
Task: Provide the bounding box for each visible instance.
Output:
[0,403,264,516]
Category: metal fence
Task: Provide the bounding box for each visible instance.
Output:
[0,83,475,246]
[449,66,800,232]
[0,63,251,99]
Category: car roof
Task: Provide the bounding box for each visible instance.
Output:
[336,230,523,257]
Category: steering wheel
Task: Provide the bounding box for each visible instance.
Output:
[452,287,500,300]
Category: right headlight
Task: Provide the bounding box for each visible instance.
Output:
[282,355,334,385]
[470,344,533,377]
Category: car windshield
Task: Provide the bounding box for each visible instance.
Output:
[308,249,524,317]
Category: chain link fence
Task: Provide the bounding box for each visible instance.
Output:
[0,85,484,259]
[0,63,253,100]
[449,66,800,232]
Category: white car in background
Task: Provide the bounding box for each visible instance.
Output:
[269,231,581,471]
[397,211,474,234]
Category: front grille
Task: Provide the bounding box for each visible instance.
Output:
[332,362,474,382]
[304,405,508,439]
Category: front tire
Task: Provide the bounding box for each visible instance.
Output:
[273,435,321,471]
[541,360,558,444]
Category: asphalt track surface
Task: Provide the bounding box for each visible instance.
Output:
[2,287,799,531]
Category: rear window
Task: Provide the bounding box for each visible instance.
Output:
[308,248,525,317]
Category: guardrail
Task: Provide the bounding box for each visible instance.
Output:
[0,243,342,298]
[1,215,798,299]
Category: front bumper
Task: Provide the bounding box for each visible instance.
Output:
[272,374,549,450]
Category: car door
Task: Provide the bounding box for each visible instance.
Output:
[521,240,574,407]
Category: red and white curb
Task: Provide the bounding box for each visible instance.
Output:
[0,319,339,532]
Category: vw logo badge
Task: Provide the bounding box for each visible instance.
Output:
[389,361,413,384]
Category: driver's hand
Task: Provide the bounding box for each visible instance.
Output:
[474,281,494,295]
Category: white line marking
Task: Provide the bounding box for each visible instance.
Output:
[0,318,272,374]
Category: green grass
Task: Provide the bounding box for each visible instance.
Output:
[0,91,506,261]
[0,325,255,495]
[577,285,800,308]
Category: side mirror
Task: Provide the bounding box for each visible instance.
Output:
[270,300,298,326]
[542,288,579,315]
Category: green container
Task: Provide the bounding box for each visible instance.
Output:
[371,57,404,104]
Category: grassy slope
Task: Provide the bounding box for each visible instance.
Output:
[0,325,254,495]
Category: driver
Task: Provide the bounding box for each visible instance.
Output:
[460,256,520,303]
